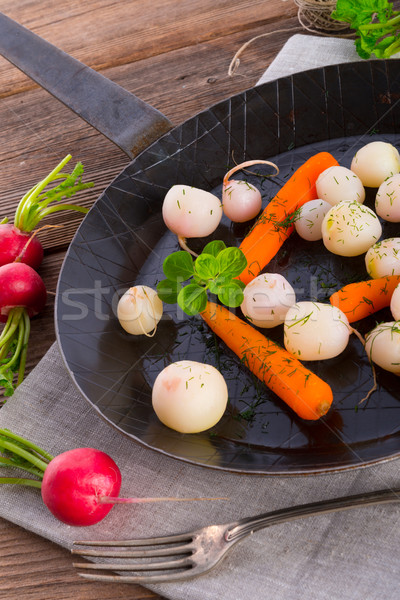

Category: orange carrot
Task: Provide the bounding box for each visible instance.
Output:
[330,276,400,323]
[238,152,339,284]
[200,302,333,420]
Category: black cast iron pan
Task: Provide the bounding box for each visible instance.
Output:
[1,13,400,474]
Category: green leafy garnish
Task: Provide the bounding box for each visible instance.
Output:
[0,308,30,400]
[332,0,400,59]
[0,429,53,487]
[157,240,247,315]
[13,155,94,233]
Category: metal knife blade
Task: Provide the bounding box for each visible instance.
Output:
[0,12,173,158]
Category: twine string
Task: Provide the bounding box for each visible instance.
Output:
[294,0,353,35]
[229,0,354,76]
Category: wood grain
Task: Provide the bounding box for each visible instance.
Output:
[0,1,303,598]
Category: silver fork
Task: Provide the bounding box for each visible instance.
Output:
[72,487,399,584]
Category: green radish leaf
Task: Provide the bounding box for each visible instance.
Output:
[217,280,245,307]
[208,274,236,295]
[0,370,15,397]
[194,253,219,280]
[158,240,247,315]
[217,247,247,278]
[15,156,93,232]
[156,279,181,304]
[202,240,226,257]
[163,251,194,281]
[178,284,208,316]
[193,273,207,286]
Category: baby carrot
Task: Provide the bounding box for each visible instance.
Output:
[238,152,339,284]
[200,302,333,420]
[330,276,400,323]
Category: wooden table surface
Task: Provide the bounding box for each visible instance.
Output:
[0,1,307,598]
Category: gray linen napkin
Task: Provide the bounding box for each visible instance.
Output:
[1,35,399,600]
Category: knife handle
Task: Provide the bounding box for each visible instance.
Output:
[0,12,172,158]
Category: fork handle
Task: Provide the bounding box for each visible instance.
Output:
[226,488,400,542]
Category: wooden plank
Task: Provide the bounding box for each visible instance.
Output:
[0,0,297,95]
[0,518,159,599]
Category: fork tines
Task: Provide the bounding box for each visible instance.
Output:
[72,534,196,583]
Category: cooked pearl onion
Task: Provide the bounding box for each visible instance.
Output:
[321,201,382,257]
[284,301,351,361]
[315,166,365,206]
[162,185,222,238]
[152,361,228,433]
[365,238,400,278]
[240,273,296,328]
[222,180,262,223]
[365,322,400,375]
[375,174,400,222]
[351,141,400,188]
[390,283,400,321]
[294,199,331,241]
[118,285,163,336]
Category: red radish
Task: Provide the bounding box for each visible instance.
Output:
[0,262,47,322]
[0,223,43,269]
[41,448,122,526]
[0,154,92,396]
[0,154,92,269]
[0,430,226,527]
[0,263,47,396]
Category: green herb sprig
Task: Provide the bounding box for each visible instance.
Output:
[157,240,247,315]
[332,0,400,59]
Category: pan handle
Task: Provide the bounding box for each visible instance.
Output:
[0,12,173,159]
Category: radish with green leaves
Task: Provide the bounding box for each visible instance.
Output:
[0,263,47,396]
[0,155,93,269]
[0,155,92,397]
[0,223,44,270]
[0,429,224,526]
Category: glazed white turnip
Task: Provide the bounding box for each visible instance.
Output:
[240,273,296,328]
[351,141,400,188]
[117,285,163,336]
[162,185,222,255]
